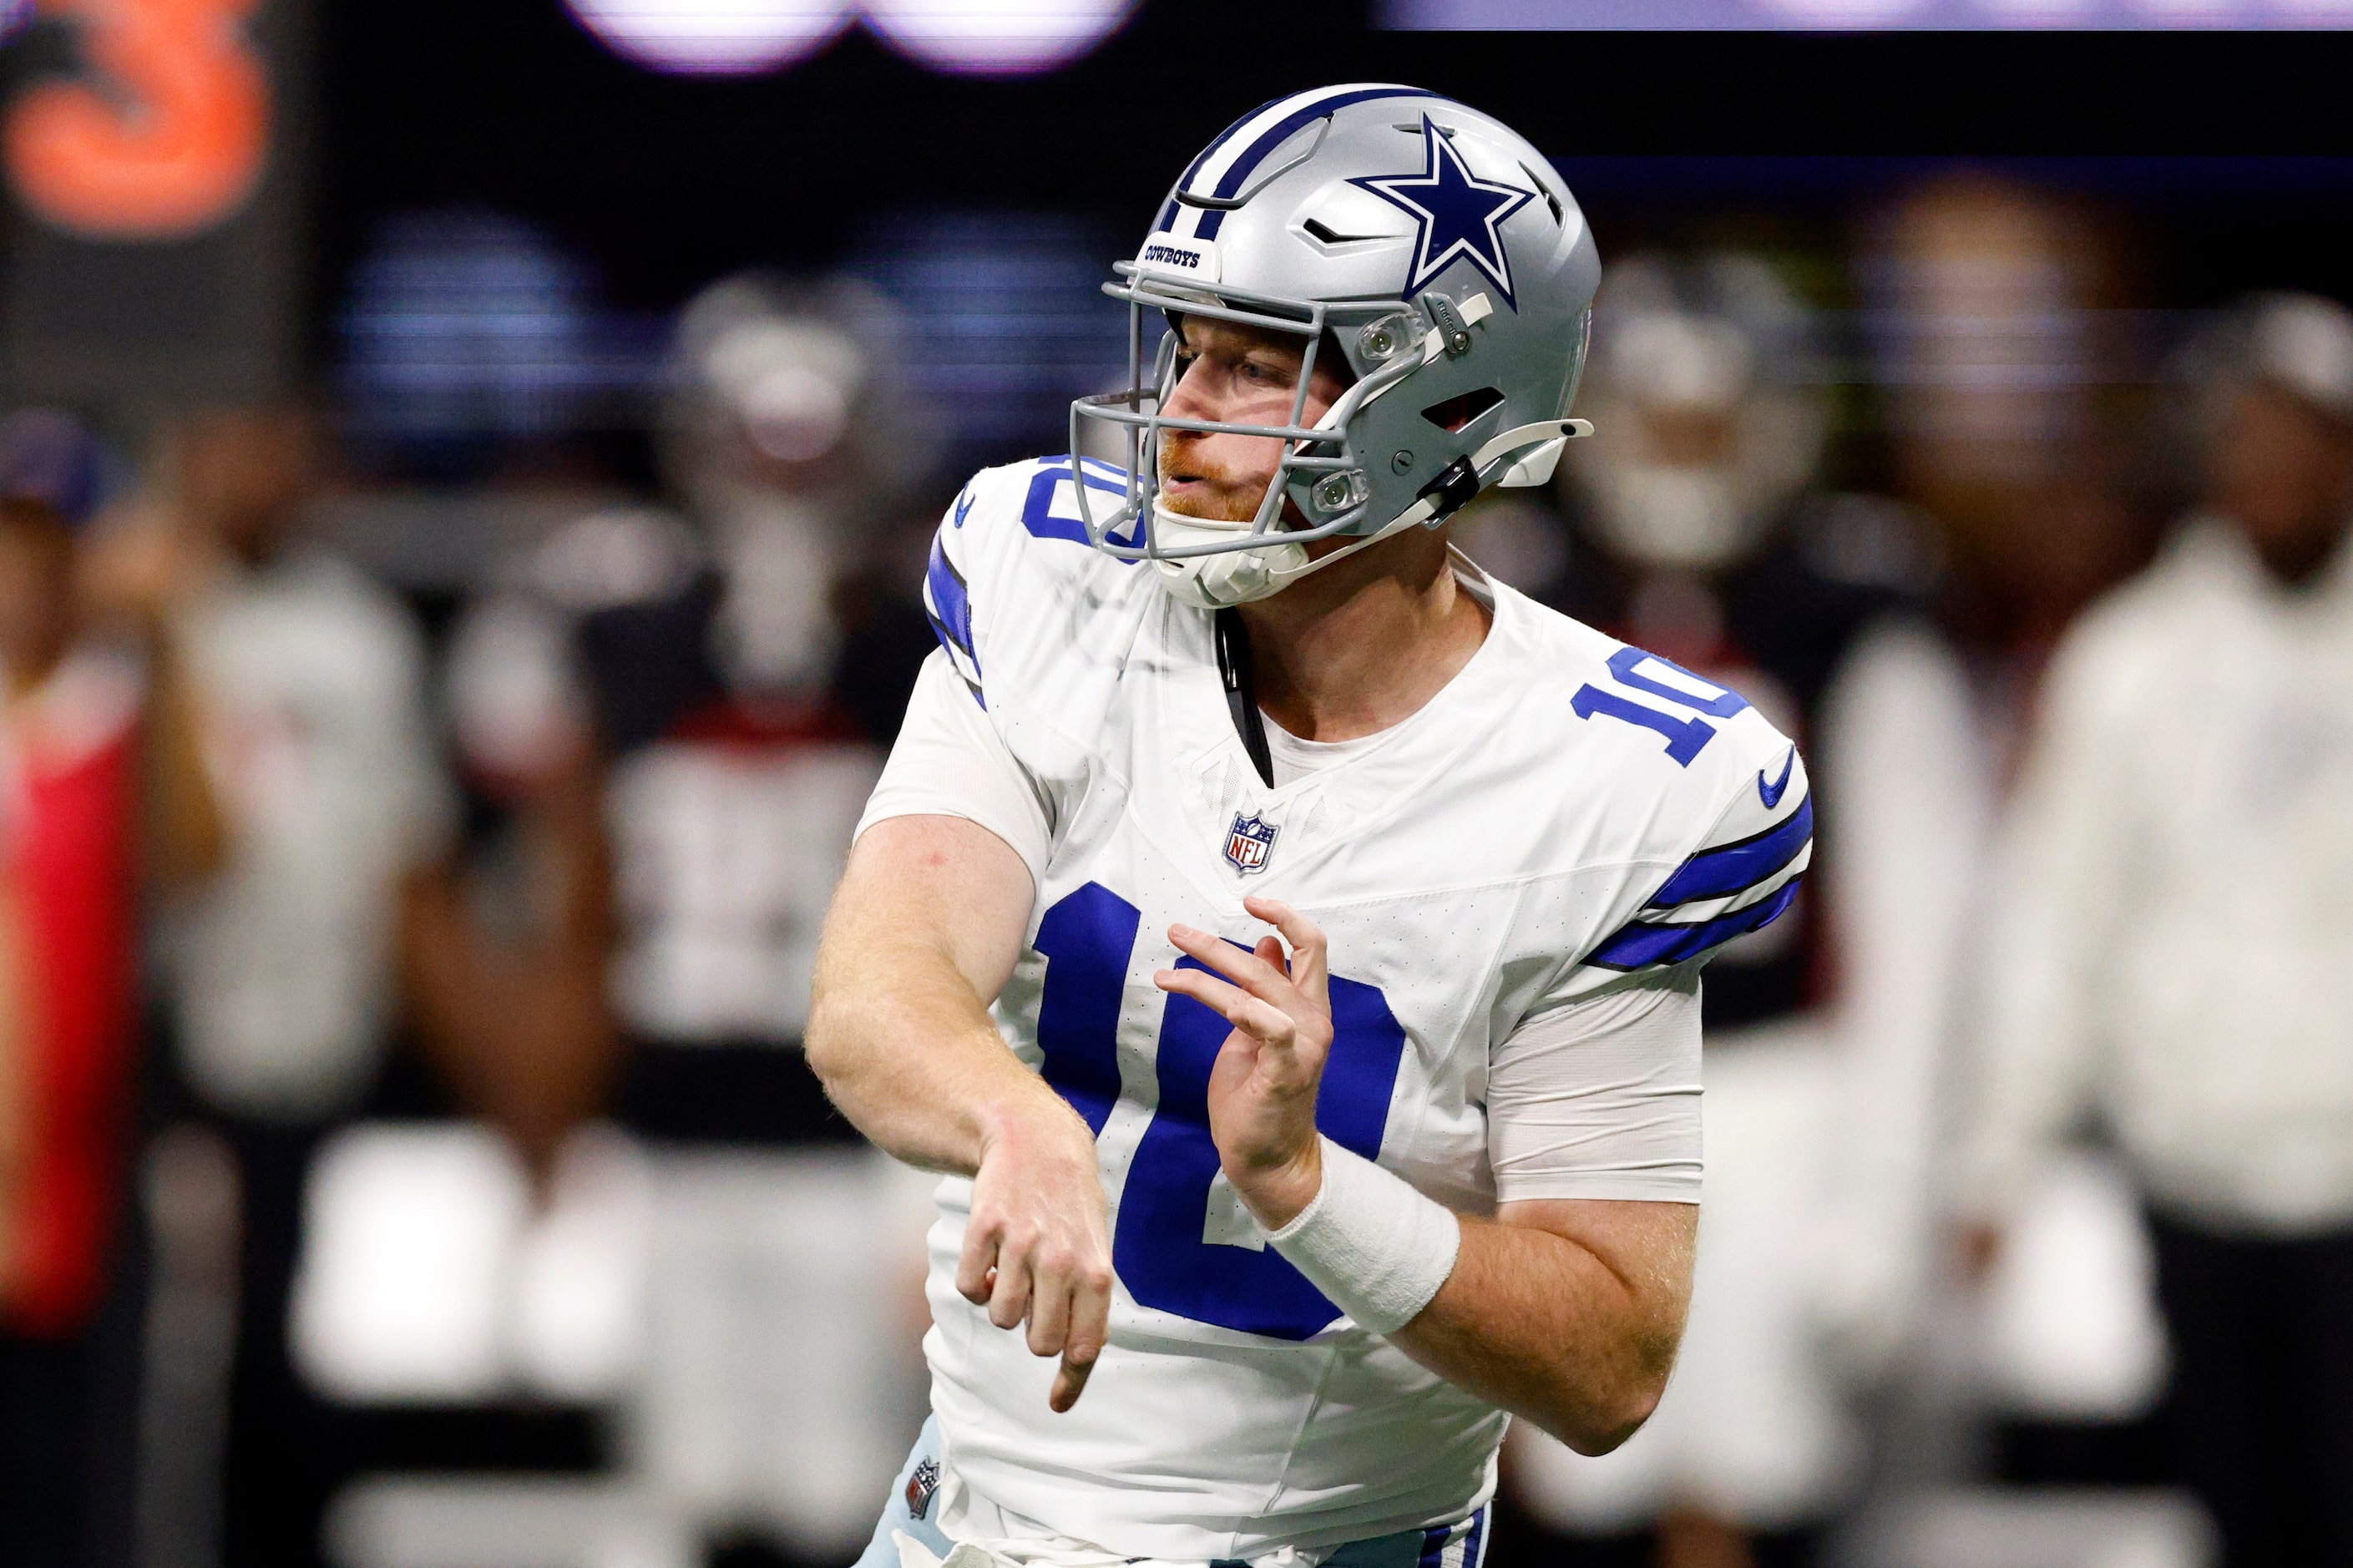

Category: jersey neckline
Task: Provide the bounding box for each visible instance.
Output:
[1212,551,1518,803]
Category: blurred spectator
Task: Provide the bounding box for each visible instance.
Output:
[154,407,455,1124]
[1864,170,2150,691]
[371,274,938,1560]
[1503,252,1943,1568]
[1959,291,2353,1567]
[1861,171,2167,1481]
[598,276,931,1560]
[0,438,225,1565]
[567,272,930,1136]
[106,405,458,1568]
[404,593,618,1185]
[0,408,130,525]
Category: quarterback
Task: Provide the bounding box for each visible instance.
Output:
[808,85,1810,1568]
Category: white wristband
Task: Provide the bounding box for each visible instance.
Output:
[1264,1137,1461,1336]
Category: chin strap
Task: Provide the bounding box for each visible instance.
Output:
[1214,607,1275,787]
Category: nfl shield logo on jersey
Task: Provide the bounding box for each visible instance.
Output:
[1224,812,1278,875]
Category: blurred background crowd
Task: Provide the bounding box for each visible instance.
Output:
[3,6,2351,1568]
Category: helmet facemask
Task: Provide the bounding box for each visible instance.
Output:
[1070,266,1441,607]
[1072,267,1585,608]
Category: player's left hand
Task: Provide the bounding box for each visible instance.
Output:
[1155,896,1332,1232]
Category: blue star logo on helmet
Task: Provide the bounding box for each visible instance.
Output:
[1349,115,1537,310]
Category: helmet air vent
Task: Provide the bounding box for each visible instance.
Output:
[1420,387,1505,433]
[1519,164,1565,226]
[1303,218,1386,247]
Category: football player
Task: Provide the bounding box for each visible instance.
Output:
[807,85,1811,1568]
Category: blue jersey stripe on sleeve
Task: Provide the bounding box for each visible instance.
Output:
[1647,793,1813,910]
[923,530,984,706]
[923,533,975,658]
[1588,877,1804,973]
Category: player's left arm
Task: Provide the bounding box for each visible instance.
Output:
[1159,898,1696,1456]
[1388,1196,1693,1454]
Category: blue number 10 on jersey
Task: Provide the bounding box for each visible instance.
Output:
[1032,882,1407,1342]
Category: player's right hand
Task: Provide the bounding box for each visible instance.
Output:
[958,1099,1114,1414]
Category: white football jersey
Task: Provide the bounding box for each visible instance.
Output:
[885,456,1809,1560]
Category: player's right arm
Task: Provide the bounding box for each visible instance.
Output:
[807,813,1113,1413]
[811,462,1113,1413]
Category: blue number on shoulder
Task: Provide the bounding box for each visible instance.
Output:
[1571,646,1752,767]
[1019,457,1142,551]
[1030,883,1409,1341]
[1605,647,1751,717]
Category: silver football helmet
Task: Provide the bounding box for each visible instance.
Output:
[1069,84,1601,608]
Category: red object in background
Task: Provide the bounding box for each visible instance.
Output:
[3,0,270,240]
[3,663,141,1338]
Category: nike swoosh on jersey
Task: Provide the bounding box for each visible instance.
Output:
[1757,746,1796,808]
